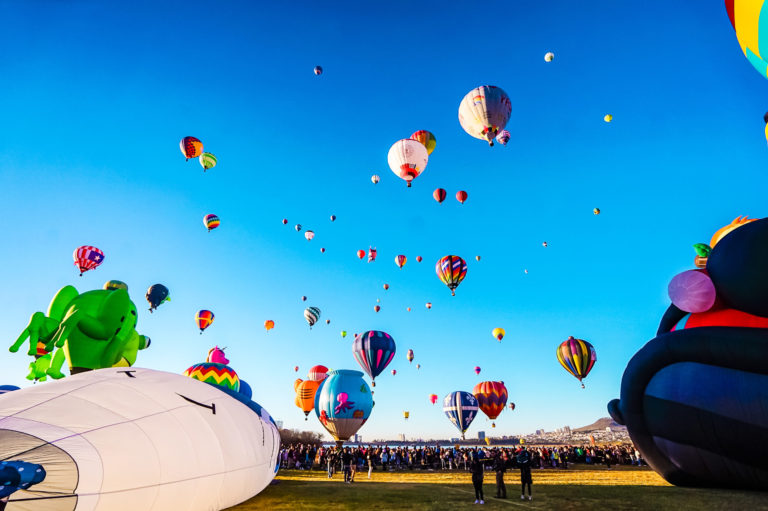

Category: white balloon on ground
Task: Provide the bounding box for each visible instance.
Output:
[0,367,280,511]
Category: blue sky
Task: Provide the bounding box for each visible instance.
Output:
[1,1,767,441]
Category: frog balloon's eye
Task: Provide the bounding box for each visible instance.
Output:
[131,309,136,316]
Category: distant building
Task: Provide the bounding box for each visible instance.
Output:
[478,431,485,441]
[451,438,460,444]
[398,434,406,442]
[353,434,361,443]
[535,429,545,435]
[276,420,284,429]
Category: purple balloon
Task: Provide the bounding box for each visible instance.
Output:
[668,270,716,313]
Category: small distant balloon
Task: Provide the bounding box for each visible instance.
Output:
[496,130,511,146]
[416,256,423,263]
[314,66,323,75]
[433,188,447,203]
[492,328,505,341]
[305,230,315,241]
[593,208,601,215]
[475,256,481,262]
[146,284,170,312]
[357,250,365,259]
[371,175,380,184]
[544,52,555,62]
[341,330,347,338]
[180,136,203,160]
[295,224,302,232]
[416,363,421,369]
[204,214,220,231]
[330,215,336,221]
[456,191,468,204]
[407,307,412,312]
[387,139,429,187]
[383,283,389,290]
[395,255,407,269]
[302,295,307,301]
[474,366,481,375]
[425,302,432,309]
[374,305,381,313]
[509,402,516,411]
[294,366,299,372]
[430,394,438,405]
[368,247,377,263]
[407,349,414,363]
[320,247,326,253]
[604,114,613,123]
[264,320,275,331]
[524,269,529,274]
[195,310,214,334]
[73,245,105,276]
[199,152,217,172]
[325,319,330,325]
[391,369,396,376]
[282,218,288,225]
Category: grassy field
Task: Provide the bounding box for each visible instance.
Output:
[229,466,768,510]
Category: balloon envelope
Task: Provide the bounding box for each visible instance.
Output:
[436,255,468,296]
[199,152,217,171]
[304,307,321,328]
[314,369,373,443]
[492,327,505,341]
[443,391,479,439]
[458,85,512,146]
[433,188,447,203]
[410,130,436,154]
[352,330,396,384]
[204,214,220,231]
[387,139,428,187]
[195,310,214,333]
[557,336,597,387]
[473,381,508,420]
[179,136,203,159]
[145,284,170,312]
[73,246,105,275]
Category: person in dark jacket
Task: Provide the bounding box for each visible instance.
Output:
[341,448,353,483]
[493,453,507,498]
[327,449,337,478]
[470,455,485,504]
[517,447,533,501]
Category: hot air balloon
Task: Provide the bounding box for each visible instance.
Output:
[383,283,389,290]
[387,139,429,187]
[294,366,299,372]
[416,256,423,263]
[371,174,380,184]
[73,246,105,276]
[425,302,432,309]
[308,365,329,382]
[407,307,412,311]
[496,130,511,146]
[604,114,613,123]
[195,310,214,334]
[302,295,307,301]
[542,241,548,247]
[416,363,421,369]
[395,255,407,269]
[458,85,512,146]
[475,255,481,262]
[406,349,414,363]
[145,284,170,312]
[593,208,601,215]
[321,247,326,253]
[304,307,321,329]
[410,130,436,154]
[199,152,217,172]
[443,391,479,439]
[264,319,275,331]
[430,394,438,405]
[403,410,409,420]
[492,328,505,341]
[314,369,373,447]
[544,52,554,62]
[433,188,447,203]
[357,249,365,259]
[180,136,203,160]
[556,336,597,388]
[374,305,381,313]
[325,319,330,324]
[391,369,396,376]
[436,255,468,296]
[295,224,302,232]
[314,66,323,75]
[725,1,768,80]
[204,214,220,231]
[341,330,347,338]
[474,366,481,375]
[368,247,377,262]
[352,330,396,387]
[305,230,315,241]
[282,218,288,225]
[456,191,468,204]
[295,379,320,419]
[473,381,508,420]
[330,215,336,221]
[509,402,516,411]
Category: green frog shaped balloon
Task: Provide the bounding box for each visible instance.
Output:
[9,280,150,380]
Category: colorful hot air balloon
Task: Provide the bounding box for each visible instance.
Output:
[475,255,481,262]
[593,208,601,215]
[443,391,479,439]
[180,136,203,160]
[496,130,511,146]
[282,218,288,225]
[544,52,555,62]
[294,366,299,372]
[387,139,429,187]
[341,330,347,338]
[357,249,365,259]
[320,248,326,253]
[195,310,214,334]
[308,365,329,382]
[492,328,505,341]
[436,255,468,296]
[352,330,396,386]
[509,402,516,411]
[304,307,321,329]
[330,215,336,222]
[295,379,320,419]
[73,246,105,276]
[474,366,481,375]
[374,305,381,313]
[325,319,330,324]
[264,320,275,331]
[314,66,323,75]
[395,255,407,269]
[204,214,220,231]
[416,363,421,369]
[199,152,217,172]
[473,381,508,420]
[314,370,373,447]
[305,230,315,241]
[145,284,170,312]
[556,336,597,388]
[406,349,414,363]
[433,188,447,203]
[410,130,436,154]
[458,86,512,146]
[368,247,377,262]
[301,295,307,301]
[403,411,409,420]
[383,283,389,290]
[725,1,768,80]
[429,394,438,405]
[542,241,548,247]
[456,191,468,204]
[416,256,423,263]
[371,174,380,184]
[391,369,396,376]
[425,302,432,309]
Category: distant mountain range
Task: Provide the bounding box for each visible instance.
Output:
[574,417,626,432]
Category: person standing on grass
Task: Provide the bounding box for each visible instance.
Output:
[327,448,336,478]
[367,449,374,479]
[517,447,533,501]
[341,448,353,483]
[493,452,507,499]
[470,454,485,504]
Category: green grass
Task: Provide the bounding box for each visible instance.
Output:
[228,467,768,510]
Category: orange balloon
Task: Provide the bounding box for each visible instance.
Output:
[264,320,275,331]
[456,190,468,204]
[180,136,203,160]
[295,379,320,418]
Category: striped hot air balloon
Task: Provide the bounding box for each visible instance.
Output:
[456,191,468,204]
[556,336,597,388]
[395,255,407,269]
[458,86,512,146]
[204,214,220,231]
[304,307,321,329]
[492,328,505,341]
[406,349,414,363]
[436,255,468,296]
[410,130,437,154]
[352,330,396,387]
[472,381,508,420]
[199,152,217,172]
[180,136,203,160]
[443,391,478,439]
[307,365,329,382]
[294,379,320,419]
[725,1,768,80]
[73,246,105,276]
[195,310,214,334]
[433,188,447,203]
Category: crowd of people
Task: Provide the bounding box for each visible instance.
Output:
[279,443,645,503]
